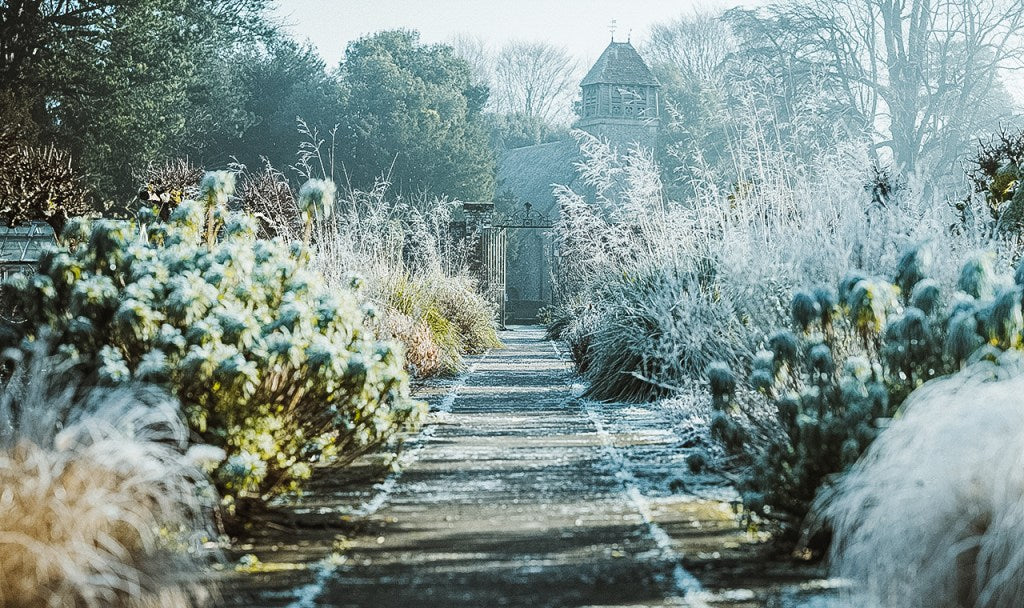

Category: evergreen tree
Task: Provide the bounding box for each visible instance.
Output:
[336,30,495,200]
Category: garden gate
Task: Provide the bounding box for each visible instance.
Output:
[459,201,555,327]
[0,222,55,280]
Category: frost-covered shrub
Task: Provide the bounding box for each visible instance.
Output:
[432,275,503,355]
[372,308,445,378]
[233,159,501,379]
[0,342,216,607]
[136,158,205,220]
[582,265,752,402]
[962,128,1024,234]
[824,357,1024,608]
[548,130,962,405]
[306,179,500,377]
[232,160,302,239]
[375,272,500,375]
[708,245,1021,540]
[0,173,424,507]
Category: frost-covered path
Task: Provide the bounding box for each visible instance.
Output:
[223,327,838,608]
[308,326,700,607]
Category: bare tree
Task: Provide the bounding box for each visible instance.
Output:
[449,33,492,88]
[492,40,580,126]
[728,0,1024,180]
[642,10,735,88]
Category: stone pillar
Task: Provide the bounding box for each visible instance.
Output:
[462,201,494,280]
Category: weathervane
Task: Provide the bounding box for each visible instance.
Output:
[609,19,617,42]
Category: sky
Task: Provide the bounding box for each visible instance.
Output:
[272,0,757,68]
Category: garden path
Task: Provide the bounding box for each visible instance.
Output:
[221,327,839,608]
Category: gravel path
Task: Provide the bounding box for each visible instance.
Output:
[220,327,840,608]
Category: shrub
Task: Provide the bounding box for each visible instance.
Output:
[708,245,1021,541]
[824,357,1024,608]
[0,126,92,234]
[582,265,751,402]
[374,272,500,375]
[0,341,216,607]
[233,160,302,239]
[0,173,424,509]
[432,275,503,355]
[286,140,501,378]
[963,127,1024,233]
[548,130,960,405]
[371,308,445,378]
[136,158,205,220]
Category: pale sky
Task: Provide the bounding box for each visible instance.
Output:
[272,0,757,68]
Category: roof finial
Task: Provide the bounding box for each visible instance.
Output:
[608,19,617,42]
[627,28,632,43]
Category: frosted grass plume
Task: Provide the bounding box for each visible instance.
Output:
[0,341,219,608]
[823,355,1024,608]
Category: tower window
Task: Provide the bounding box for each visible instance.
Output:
[583,88,597,117]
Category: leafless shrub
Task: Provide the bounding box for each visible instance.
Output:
[232,159,302,239]
[0,126,92,234]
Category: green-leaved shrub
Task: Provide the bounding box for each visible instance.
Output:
[708,246,1023,541]
[0,173,424,510]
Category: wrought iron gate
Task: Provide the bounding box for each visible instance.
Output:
[481,226,507,326]
[459,201,553,328]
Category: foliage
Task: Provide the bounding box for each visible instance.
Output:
[0,0,274,199]
[336,30,495,200]
[962,128,1024,233]
[432,275,504,354]
[371,307,446,378]
[284,140,500,378]
[136,158,206,220]
[0,341,216,608]
[548,129,958,405]
[378,273,463,376]
[209,34,341,173]
[0,173,423,508]
[373,272,502,376]
[0,126,92,233]
[581,264,752,402]
[233,159,302,239]
[707,246,1022,539]
[824,358,1024,608]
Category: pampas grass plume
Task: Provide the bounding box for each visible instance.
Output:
[823,358,1024,608]
[0,344,216,608]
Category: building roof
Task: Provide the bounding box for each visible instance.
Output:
[580,41,660,87]
[496,139,582,216]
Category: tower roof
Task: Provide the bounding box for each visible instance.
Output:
[580,41,660,87]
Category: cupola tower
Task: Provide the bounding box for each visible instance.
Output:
[575,40,661,149]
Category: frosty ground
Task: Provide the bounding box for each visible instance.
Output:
[219,327,841,607]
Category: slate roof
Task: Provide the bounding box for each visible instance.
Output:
[495,139,583,217]
[580,41,660,87]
